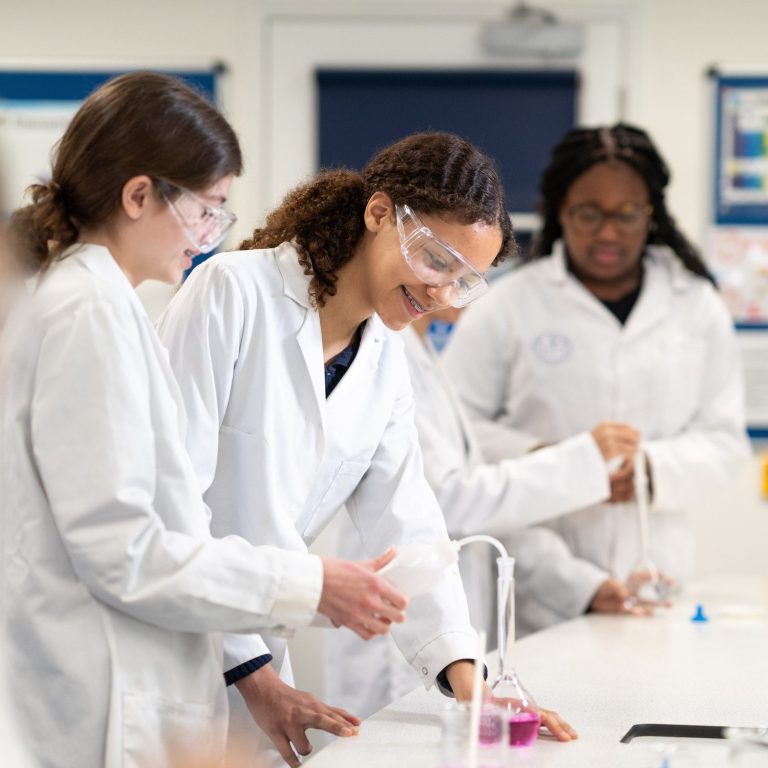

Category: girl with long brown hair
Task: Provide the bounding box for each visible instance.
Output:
[1,71,403,768]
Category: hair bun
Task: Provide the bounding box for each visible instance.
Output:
[47,180,64,204]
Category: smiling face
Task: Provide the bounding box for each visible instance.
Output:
[559,161,651,299]
[357,194,503,332]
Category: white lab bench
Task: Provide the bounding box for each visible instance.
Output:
[305,578,768,767]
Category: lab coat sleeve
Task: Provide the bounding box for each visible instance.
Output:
[504,525,608,630]
[345,365,478,691]
[31,298,323,635]
[470,420,542,461]
[441,285,543,454]
[0,648,36,768]
[156,261,280,672]
[643,292,751,510]
[418,409,610,537]
[222,634,271,675]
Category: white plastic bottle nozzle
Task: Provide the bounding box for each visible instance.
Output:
[378,535,510,599]
[378,540,460,598]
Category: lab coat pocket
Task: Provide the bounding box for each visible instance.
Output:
[206,425,282,539]
[319,459,370,508]
[302,459,370,539]
[122,691,219,768]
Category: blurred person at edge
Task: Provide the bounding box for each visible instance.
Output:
[0,72,406,768]
[0,162,36,768]
[442,123,750,635]
[0,192,27,331]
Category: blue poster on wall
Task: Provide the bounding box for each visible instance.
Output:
[0,70,216,103]
[713,74,768,225]
[708,72,768,436]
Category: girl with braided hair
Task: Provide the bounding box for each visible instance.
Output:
[444,123,749,635]
[532,123,712,280]
[157,131,576,765]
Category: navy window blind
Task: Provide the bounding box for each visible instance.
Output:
[317,69,578,213]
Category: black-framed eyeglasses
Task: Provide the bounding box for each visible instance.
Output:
[565,202,653,235]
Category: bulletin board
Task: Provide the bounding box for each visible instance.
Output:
[713,74,768,226]
[708,71,768,437]
[708,72,768,325]
[0,66,220,216]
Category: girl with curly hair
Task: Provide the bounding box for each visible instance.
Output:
[158,132,577,765]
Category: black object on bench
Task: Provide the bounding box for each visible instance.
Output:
[620,723,726,743]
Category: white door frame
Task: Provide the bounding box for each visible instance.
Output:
[259,1,642,217]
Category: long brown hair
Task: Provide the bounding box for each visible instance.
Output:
[240,132,514,306]
[11,71,242,274]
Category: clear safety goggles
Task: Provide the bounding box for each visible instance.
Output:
[162,183,237,253]
[395,204,489,308]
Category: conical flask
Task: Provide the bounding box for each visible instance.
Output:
[490,556,541,747]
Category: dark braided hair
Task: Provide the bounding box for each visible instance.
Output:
[531,123,713,283]
[240,132,514,306]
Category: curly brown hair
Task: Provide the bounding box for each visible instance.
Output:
[240,132,514,306]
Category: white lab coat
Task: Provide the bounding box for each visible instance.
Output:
[0,636,35,768]
[443,243,751,633]
[0,244,324,768]
[324,326,610,717]
[156,244,478,757]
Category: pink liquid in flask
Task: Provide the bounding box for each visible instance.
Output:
[508,711,540,747]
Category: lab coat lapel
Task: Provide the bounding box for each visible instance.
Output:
[73,243,189,440]
[276,245,327,440]
[548,242,619,324]
[417,331,482,464]
[70,242,133,291]
[325,316,384,410]
[295,309,327,420]
[622,248,681,341]
[444,363,484,466]
[549,242,681,340]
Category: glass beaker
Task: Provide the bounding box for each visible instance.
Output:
[439,702,470,768]
[490,556,541,747]
[439,702,505,768]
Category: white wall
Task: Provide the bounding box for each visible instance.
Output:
[261,2,635,217]
[4,0,768,243]
[0,0,265,245]
[4,0,768,727]
[635,0,768,244]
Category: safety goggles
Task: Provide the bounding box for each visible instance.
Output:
[162,184,237,253]
[395,204,488,308]
[565,202,652,235]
